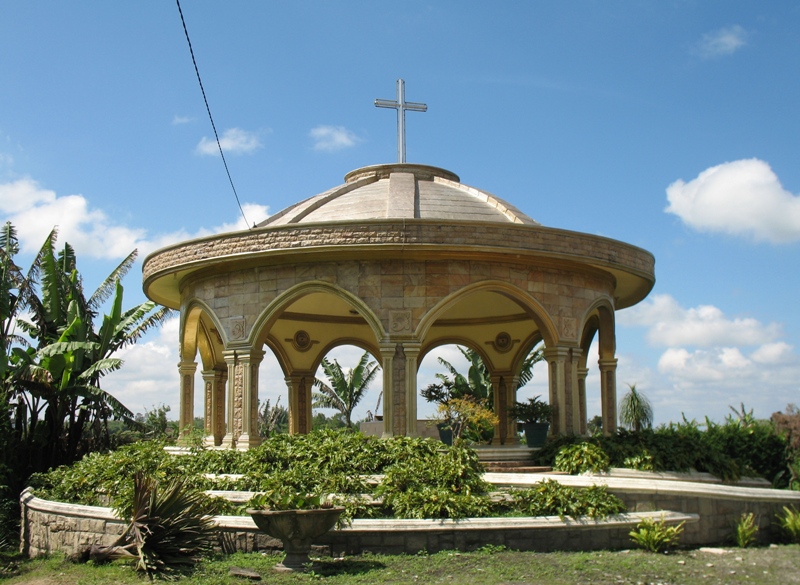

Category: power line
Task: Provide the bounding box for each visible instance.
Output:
[175,0,252,229]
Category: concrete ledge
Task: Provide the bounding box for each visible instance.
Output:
[22,473,800,558]
[20,487,696,558]
[586,468,771,488]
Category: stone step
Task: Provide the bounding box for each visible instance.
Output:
[483,464,555,474]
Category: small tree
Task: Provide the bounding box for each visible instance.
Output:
[312,351,380,428]
[619,383,653,432]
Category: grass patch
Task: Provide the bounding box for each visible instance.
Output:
[3,546,800,584]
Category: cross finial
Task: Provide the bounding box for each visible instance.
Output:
[375,79,427,163]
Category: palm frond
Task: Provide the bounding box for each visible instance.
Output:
[88,250,137,309]
[113,306,173,350]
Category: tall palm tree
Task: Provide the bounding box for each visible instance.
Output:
[422,343,545,406]
[312,351,380,427]
[3,222,171,473]
[619,383,653,432]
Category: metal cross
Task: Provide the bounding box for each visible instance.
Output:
[375,79,427,163]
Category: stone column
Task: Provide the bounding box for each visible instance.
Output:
[577,366,589,436]
[569,348,583,435]
[379,343,395,437]
[599,358,618,435]
[177,361,197,445]
[201,369,227,447]
[235,349,265,451]
[285,371,314,435]
[403,343,421,437]
[544,348,566,435]
[220,350,238,449]
[545,346,583,435]
[491,373,519,445]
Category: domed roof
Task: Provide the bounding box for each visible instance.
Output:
[258,163,539,227]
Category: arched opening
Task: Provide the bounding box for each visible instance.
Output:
[180,303,226,446]
[578,302,618,436]
[309,343,383,432]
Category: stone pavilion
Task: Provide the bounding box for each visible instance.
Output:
[142,163,655,449]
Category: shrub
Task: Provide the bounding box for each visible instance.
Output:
[734,512,758,548]
[776,505,800,544]
[377,441,491,519]
[629,515,684,553]
[508,480,625,520]
[554,442,610,474]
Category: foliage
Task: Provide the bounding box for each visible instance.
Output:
[422,344,544,443]
[247,490,328,511]
[377,440,492,519]
[134,404,177,441]
[554,442,610,474]
[533,409,790,485]
[629,515,684,553]
[771,404,800,489]
[0,223,169,504]
[81,472,214,577]
[734,512,759,548]
[623,450,655,471]
[587,415,603,436]
[508,395,552,424]
[776,506,800,544]
[433,396,498,441]
[257,396,288,437]
[313,351,380,428]
[618,383,653,432]
[506,480,625,520]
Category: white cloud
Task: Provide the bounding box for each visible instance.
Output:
[617,294,781,347]
[171,115,192,125]
[665,158,800,243]
[213,203,271,232]
[196,127,263,156]
[697,25,748,59]
[0,177,270,260]
[103,316,181,416]
[0,178,148,259]
[618,293,800,422]
[310,125,361,152]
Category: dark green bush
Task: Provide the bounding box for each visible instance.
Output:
[377,440,491,519]
[533,416,789,484]
[506,479,625,519]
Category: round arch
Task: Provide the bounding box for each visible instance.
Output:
[415,280,559,348]
[249,280,386,349]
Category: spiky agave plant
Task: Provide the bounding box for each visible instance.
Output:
[87,472,215,576]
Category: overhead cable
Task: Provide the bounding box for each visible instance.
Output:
[175,0,252,229]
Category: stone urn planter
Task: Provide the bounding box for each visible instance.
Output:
[247,507,344,572]
[508,395,553,448]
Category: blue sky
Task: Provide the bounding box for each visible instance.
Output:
[1,1,799,426]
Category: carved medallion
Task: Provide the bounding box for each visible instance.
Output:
[389,310,412,333]
[230,317,246,340]
[285,330,319,352]
[486,331,518,353]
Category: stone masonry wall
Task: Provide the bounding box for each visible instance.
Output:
[186,259,615,345]
[22,478,800,558]
[143,221,655,286]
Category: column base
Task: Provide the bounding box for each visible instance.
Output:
[234,433,262,451]
[219,433,236,449]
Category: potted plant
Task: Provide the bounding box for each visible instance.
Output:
[246,490,344,572]
[508,395,553,448]
[431,396,498,445]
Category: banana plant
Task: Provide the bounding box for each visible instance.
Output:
[2,222,171,474]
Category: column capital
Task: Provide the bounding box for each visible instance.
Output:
[543,346,571,361]
[598,358,619,369]
[177,360,198,374]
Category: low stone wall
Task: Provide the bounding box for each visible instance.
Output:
[19,488,694,558]
[486,473,800,546]
[21,472,800,558]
